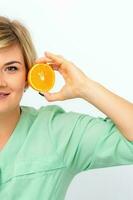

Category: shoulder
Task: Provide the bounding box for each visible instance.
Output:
[21,104,64,115]
[20,105,66,123]
[20,104,85,129]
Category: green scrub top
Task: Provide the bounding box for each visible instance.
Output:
[0,105,133,200]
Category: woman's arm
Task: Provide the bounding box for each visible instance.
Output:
[81,80,133,141]
[35,52,133,141]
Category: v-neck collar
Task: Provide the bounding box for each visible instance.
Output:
[0,106,37,185]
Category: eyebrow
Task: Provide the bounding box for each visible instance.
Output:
[4,61,22,66]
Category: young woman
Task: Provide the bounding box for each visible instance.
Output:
[0,16,133,200]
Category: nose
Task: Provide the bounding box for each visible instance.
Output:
[0,73,7,87]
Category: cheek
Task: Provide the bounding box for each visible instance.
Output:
[7,74,26,92]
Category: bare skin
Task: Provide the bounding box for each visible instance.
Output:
[36,52,133,141]
[0,44,27,149]
[0,46,133,151]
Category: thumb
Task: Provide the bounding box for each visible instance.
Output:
[43,91,64,102]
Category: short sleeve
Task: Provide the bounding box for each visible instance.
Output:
[47,105,133,174]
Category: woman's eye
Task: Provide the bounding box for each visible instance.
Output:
[6,66,18,72]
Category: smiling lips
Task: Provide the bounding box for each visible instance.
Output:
[0,92,10,94]
[0,92,10,98]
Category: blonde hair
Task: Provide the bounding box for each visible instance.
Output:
[0,16,37,72]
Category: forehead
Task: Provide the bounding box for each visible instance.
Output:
[0,43,24,64]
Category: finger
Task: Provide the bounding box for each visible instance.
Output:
[49,63,60,71]
[35,57,52,64]
[43,91,65,102]
[45,52,66,65]
[35,56,60,71]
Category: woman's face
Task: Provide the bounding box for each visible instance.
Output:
[0,43,27,115]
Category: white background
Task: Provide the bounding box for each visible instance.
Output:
[0,0,133,199]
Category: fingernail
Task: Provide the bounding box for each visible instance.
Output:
[39,92,45,97]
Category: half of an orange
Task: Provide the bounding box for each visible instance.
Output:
[28,63,55,92]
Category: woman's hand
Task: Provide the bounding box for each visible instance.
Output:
[35,52,91,102]
[35,52,133,140]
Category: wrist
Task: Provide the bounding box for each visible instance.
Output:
[79,78,99,102]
